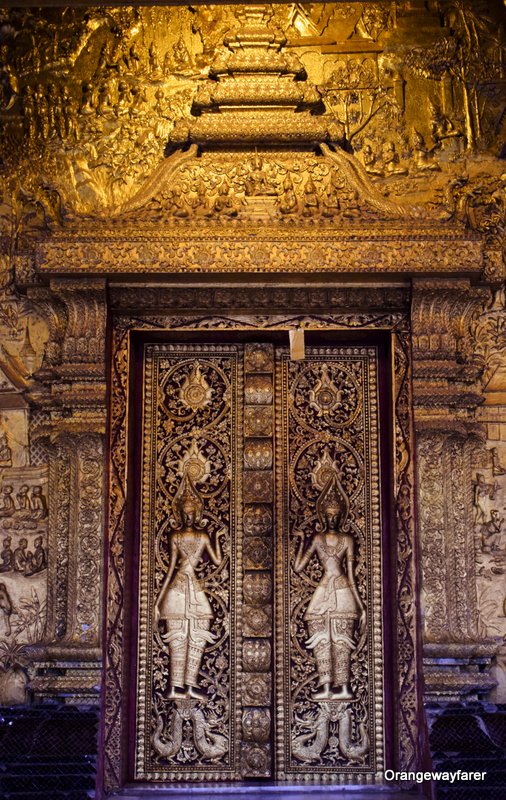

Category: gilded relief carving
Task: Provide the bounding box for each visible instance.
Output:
[0,3,502,281]
[154,472,226,701]
[1,0,501,786]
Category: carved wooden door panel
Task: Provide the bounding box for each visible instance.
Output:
[275,346,384,782]
[134,341,386,783]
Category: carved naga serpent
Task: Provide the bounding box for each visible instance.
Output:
[292,706,332,762]
[339,707,369,762]
[152,705,228,761]
[292,705,369,763]
[191,707,228,760]
[152,706,184,759]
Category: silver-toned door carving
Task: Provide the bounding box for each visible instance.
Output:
[276,347,385,781]
[136,344,243,780]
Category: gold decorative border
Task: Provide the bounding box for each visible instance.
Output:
[36,229,482,275]
[103,309,419,793]
[391,328,421,772]
[104,323,131,792]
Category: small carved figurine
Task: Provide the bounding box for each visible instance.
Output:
[431,104,465,151]
[13,538,31,574]
[473,473,498,525]
[26,536,47,575]
[411,129,440,172]
[0,432,12,467]
[302,176,319,217]
[0,486,15,518]
[361,143,383,177]
[482,509,504,553]
[278,174,298,215]
[15,485,31,520]
[0,583,12,637]
[30,486,48,520]
[0,537,13,573]
[382,140,407,176]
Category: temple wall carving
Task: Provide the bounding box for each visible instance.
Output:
[473,290,506,702]
[0,0,505,791]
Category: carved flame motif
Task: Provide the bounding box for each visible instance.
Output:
[177,440,212,484]
[178,363,212,411]
[310,446,340,491]
[308,365,342,416]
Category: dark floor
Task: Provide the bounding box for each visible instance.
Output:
[112,787,422,799]
[2,703,506,800]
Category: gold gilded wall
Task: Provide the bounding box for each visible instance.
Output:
[0,2,505,793]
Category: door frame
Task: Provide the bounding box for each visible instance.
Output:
[99,285,423,795]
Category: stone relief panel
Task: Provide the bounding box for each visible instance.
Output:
[0,467,48,644]
[473,289,506,702]
[0,290,50,704]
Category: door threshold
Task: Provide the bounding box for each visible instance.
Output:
[113,784,421,798]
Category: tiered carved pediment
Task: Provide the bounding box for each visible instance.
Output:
[112,142,418,226]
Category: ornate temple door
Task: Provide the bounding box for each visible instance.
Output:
[133,340,387,783]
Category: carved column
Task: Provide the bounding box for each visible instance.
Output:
[26,279,107,701]
[412,278,498,702]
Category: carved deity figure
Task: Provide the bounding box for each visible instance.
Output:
[155,472,225,700]
[244,154,275,197]
[294,474,365,700]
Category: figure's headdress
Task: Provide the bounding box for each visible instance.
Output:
[171,470,205,529]
[316,472,349,533]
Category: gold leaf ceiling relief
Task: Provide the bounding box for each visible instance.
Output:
[0,3,504,276]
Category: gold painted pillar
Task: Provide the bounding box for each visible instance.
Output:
[24,278,107,699]
[412,278,498,701]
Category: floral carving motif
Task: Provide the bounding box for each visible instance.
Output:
[243,505,272,537]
